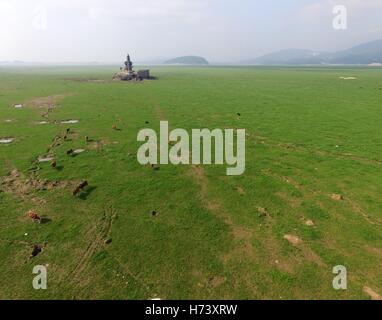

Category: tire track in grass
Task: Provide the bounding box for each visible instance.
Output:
[67,206,116,286]
[247,133,382,166]
[261,168,381,226]
[154,104,256,260]
[66,206,151,297]
[187,165,256,260]
[153,104,259,295]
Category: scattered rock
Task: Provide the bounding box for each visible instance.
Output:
[283,234,302,246]
[38,155,54,163]
[305,220,315,227]
[14,104,23,108]
[73,149,85,155]
[363,286,382,300]
[104,238,112,245]
[257,207,268,217]
[331,194,344,201]
[0,137,14,144]
[61,120,79,124]
[339,77,356,80]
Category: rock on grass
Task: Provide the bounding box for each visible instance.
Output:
[283,234,302,246]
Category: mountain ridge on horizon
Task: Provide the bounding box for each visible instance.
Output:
[241,39,382,65]
[1,39,382,66]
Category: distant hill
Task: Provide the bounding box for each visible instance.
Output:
[243,39,382,65]
[243,49,328,65]
[164,56,209,65]
[327,39,382,64]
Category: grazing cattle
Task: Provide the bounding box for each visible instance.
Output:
[30,244,42,258]
[151,164,160,171]
[26,210,42,223]
[72,181,88,196]
[51,159,57,168]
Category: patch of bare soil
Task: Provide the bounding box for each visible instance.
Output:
[284,234,302,246]
[154,104,166,121]
[363,286,382,300]
[283,234,325,266]
[236,186,246,195]
[364,246,382,257]
[64,78,109,83]
[208,276,226,288]
[304,219,315,227]
[330,193,344,201]
[24,94,69,109]
[88,139,108,151]
[0,169,80,199]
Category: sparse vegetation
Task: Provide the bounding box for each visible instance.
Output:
[0,66,381,299]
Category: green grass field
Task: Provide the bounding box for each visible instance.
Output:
[0,66,381,300]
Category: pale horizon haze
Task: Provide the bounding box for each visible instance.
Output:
[1,0,382,63]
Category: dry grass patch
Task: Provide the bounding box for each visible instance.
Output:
[24,94,70,109]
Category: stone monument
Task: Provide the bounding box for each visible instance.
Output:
[113,54,152,81]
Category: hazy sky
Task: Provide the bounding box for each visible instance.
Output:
[1,0,382,63]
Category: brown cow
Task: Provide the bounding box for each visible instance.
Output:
[26,210,42,223]
[72,181,88,196]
